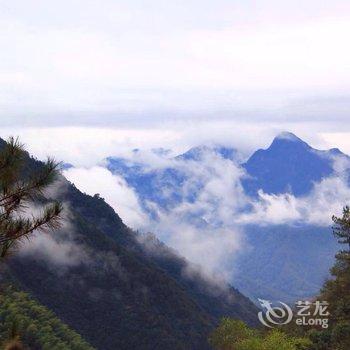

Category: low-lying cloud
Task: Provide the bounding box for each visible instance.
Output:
[59,147,350,283]
[239,155,350,226]
[19,230,88,267]
[238,176,350,226]
[63,166,148,228]
[18,204,90,268]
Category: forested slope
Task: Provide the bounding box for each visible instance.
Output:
[1,138,258,350]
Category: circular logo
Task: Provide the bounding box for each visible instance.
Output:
[258,299,293,328]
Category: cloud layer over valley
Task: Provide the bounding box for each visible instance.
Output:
[62,136,350,282]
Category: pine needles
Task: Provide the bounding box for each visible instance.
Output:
[0,137,63,258]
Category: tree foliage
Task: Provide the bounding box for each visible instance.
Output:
[0,284,95,349]
[208,318,256,349]
[332,206,350,248]
[208,318,310,350]
[0,137,62,258]
[307,207,350,349]
[280,207,350,350]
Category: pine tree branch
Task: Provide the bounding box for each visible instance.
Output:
[0,137,63,258]
[0,158,60,206]
[0,202,63,245]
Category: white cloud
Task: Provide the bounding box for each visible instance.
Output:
[239,153,350,226]
[3,122,350,170]
[18,204,90,268]
[238,176,350,226]
[1,1,350,121]
[57,149,247,280]
[63,166,148,228]
[0,126,182,167]
[59,145,350,281]
[321,133,350,157]
[0,122,347,284]
[137,152,248,280]
[19,232,89,268]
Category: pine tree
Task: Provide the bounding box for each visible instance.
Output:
[312,207,350,349]
[0,137,63,258]
[324,206,350,321]
[332,206,350,250]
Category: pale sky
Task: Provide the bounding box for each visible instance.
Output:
[1,0,350,160]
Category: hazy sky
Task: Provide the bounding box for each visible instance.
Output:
[3,1,350,280]
[1,0,350,160]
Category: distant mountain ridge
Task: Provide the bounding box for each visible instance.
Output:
[175,145,239,162]
[107,144,241,214]
[108,132,349,201]
[105,132,347,302]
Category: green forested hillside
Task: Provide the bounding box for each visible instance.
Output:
[0,284,94,350]
[0,137,259,350]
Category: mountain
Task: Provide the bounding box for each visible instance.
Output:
[105,132,346,303]
[235,224,339,301]
[2,139,259,350]
[107,133,349,203]
[175,145,239,162]
[107,145,240,214]
[242,132,348,196]
[238,133,347,300]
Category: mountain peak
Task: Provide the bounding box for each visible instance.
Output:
[177,145,238,161]
[275,131,302,141]
[270,132,310,150]
[176,145,212,161]
[243,131,334,196]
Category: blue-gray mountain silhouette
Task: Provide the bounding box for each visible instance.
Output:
[242,132,346,197]
[106,132,347,301]
[108,132,348,206]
